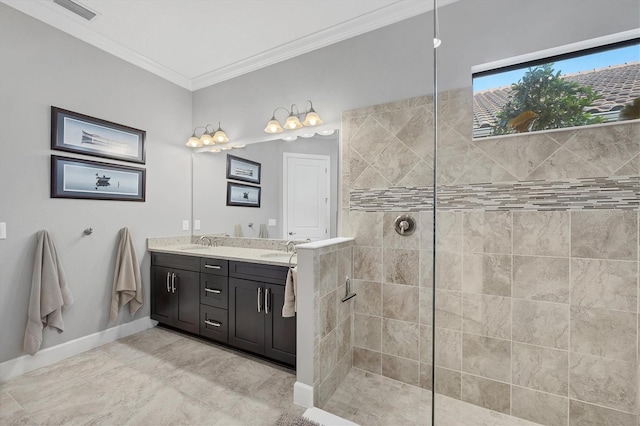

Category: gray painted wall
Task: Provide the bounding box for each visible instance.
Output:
[0,4,192,362]
[192,135,338,239]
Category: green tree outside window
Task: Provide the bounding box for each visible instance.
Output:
[492,63,604,135]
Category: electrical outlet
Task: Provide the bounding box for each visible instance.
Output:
[268,219,276,227]
[182,220,189,231]
[194,220,201,230]
[0,222,6,239]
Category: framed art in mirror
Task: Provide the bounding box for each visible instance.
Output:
[51,155,146,201]
[51,106,146,164]
[226,182,261,207]
[226,154,261,184]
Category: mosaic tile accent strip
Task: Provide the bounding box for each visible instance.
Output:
[350,176,640,212]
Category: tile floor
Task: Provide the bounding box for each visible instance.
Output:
[323,369,542,426]
[1,327,542,426]
[0,327,304,426]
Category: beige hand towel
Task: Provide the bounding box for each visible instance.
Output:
[282,267,297,317]
[258,224,268,239]
[234,224,243,237]
[109,227,143,323]
[23,230,73,355]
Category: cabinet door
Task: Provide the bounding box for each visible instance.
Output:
[151,266,174,325]
[228,278,265,355]
[264,283,296,366]
[174,269,200,334]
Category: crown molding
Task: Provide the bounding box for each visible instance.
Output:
[1,0,193,90]
[191,0,458,91]
[2,0,458,92]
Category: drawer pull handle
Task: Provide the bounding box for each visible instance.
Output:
[166,272,171,293]
[204,319,222,327]
[204,265,221,270]
[204,288,221,294]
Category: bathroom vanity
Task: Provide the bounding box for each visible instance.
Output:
[148,243,296,368]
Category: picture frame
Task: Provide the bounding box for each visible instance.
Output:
[226,154,261,184]
[51,106,146,164]
[51,155,146,202]
[226,182,261,207]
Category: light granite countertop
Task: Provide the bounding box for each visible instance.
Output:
[148,243,297,267]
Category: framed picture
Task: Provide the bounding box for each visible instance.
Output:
[51,155,145,202]
[226,182,261,207]
[51,106,146,164]
[226,154,261,184]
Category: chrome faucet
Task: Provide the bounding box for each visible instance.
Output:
[198,236,212,247]
[282,240,296,253]
[212,236,219,247]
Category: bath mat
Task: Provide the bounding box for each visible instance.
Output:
[273,412,322,426]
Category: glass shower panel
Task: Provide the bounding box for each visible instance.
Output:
[432,2,639,426]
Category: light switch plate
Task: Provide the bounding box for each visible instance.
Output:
[268,219,276,227]
[182,220,189,231]
[0,222,5,239]
[194,220,201,230]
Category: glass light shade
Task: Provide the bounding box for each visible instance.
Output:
[302,110,323,126]
[220,145,233,150]
[186,135,202,147]
[209,148,221,153]
[284,114,303,130]
[213,128,229,143]
[232,144,246,149]
[264,118,283,133]
[200,133,214,145]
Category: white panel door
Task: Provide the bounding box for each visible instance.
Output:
[283,153,330,241]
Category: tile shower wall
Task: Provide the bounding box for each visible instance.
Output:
[312,242,354,408]
[340,90,639,426]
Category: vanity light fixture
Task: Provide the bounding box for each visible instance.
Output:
[264,100,323,134]
[186,122,229,147]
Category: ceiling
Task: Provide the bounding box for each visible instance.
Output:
[2,0,456,91]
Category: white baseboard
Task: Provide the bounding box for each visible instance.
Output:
[0,316,155,382]
[294,381,314,408]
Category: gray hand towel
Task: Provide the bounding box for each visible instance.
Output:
[23,230,73,355]
[259,224,268,239]
[109,227,143,323]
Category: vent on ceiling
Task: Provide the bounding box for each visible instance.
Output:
[52,0,97,21]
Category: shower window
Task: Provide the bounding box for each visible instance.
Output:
[472,37,639,139]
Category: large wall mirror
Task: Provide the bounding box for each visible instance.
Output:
[192,133,339,241]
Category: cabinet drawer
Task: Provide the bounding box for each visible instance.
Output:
[200,258,229,275]
[151,253,200,271]
[229,261,288,286]
[201,274,228,309]
[200,305,228,343]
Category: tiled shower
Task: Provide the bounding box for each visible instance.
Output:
[332,89,639,425]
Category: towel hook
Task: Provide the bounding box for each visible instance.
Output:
[83,228,93,236]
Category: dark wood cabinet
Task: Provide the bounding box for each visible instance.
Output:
[150,262,199,334]
[228,261,296,367]
[228,278,265,354]
[151,253,295,368]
